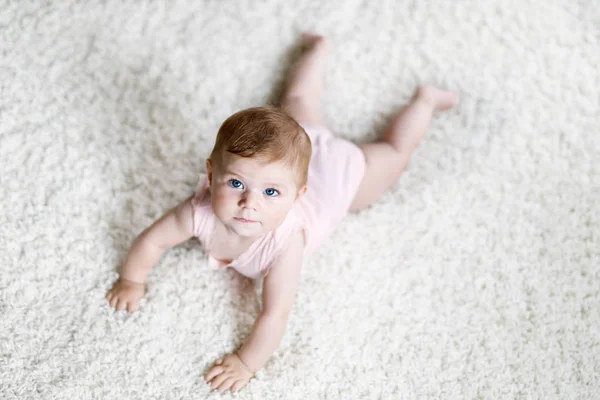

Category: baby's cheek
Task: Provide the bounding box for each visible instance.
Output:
[212,191,236,216]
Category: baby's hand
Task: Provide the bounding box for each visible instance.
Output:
[105,277,145,312]
[204,353,254,393]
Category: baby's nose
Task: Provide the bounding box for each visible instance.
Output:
[240,190,261,209]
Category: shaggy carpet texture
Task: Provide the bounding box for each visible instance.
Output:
[1,1,598,399]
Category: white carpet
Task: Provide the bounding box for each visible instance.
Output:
[1,1,599,398]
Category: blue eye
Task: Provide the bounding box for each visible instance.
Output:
[229,179,244,189]
[264,188,279,197]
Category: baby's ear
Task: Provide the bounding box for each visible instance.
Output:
[206,159,213,185]
[295,185,308,201]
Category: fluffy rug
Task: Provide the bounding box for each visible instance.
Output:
[1,1,598,398]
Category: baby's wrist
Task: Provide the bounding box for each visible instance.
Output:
[118,276,146,286]
[234,351,256,374]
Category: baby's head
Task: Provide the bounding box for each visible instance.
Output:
[206,106,312,238]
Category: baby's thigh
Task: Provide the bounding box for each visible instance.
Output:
[348,142,407,212]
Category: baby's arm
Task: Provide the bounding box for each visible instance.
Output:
[204,229,305,393]
[106,195,195,312]
[237,229,305,370]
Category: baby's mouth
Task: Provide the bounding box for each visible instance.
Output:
[234,217,258,224]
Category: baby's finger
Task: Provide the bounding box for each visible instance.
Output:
[105,291,113,302]
[109,295,119,309]
[116,298,127,311]
[216,377,236,393]
[127,299,140,313]
[209,370,230,390]
[231,378,248,392]
[204,365,225,383]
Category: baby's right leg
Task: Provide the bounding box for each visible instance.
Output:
[281,33,329,126]
[349,86,458,212]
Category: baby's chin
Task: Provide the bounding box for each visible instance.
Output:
[228,217,291,238]
[225,218,266,236]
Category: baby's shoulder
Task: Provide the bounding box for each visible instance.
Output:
[191,174,211,206]
[273,208,304,240]
[190,175,215,238]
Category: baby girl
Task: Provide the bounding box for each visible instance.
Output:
[106,33,458,393]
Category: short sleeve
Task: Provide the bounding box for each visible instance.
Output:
[190,174,213,239]
[257,210,305,279]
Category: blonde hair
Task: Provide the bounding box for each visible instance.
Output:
[209,106,312,187]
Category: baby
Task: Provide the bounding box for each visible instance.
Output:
[106,33,458,393]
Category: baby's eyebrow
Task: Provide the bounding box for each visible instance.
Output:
[224,169,245,179]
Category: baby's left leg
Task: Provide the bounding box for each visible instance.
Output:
[349,86,458,212]
[281,33,329,126]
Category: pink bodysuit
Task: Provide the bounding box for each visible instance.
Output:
[190,123,365,280]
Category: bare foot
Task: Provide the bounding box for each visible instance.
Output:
[300,32,328,52]
[281,32,329,114]
[416,85,459,111]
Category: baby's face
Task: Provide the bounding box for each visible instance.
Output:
[207,153,306,239]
